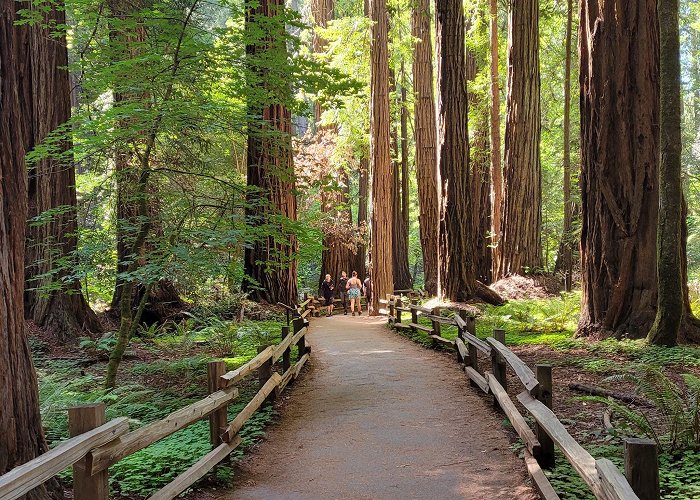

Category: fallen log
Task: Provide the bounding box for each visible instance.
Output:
[475,280,505,306]
[568,383,653,407]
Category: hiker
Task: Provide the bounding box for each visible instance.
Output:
[320,274,335,316]
[364,275,372,313]
[346,271,363,316]
[338,271,349,315]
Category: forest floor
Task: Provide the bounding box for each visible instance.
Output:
[195,314,535,500]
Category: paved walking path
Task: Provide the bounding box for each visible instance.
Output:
[219,314,534,499]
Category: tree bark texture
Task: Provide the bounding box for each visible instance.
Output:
[355,155,369,279]
[369,0,393,311]
[467,50,493,285]
[0,2,56,495]
[23,0,101,338]
[578,0,660,338]
[244,0,299,306]
[489,0,503,280]
[411,0,439,295]
[647,0,683,346]
[391,68,412,290]
[555,0,574,291]
[318,172,353,294]
[436,0,475,301]
[499,0,542,278]
[311,0,335,123]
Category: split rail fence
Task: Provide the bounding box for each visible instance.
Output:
[0,299,315,500]
[380,294,660,500]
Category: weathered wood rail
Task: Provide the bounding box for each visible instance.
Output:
[381,294,660,500]
[0,302,316,500]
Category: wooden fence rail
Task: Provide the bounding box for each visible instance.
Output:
[0,300,316,500]
[381,294,658,500]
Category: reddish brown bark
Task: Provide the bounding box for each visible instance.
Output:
[489,0,503,280]
[499,0,542,278]
[411,0,439,295]
[23,0,100,338]
[436,0,475,301]
[243,0,299,305]
[578,0,659,338]
[1,2,56,495]
[369,0,393,310]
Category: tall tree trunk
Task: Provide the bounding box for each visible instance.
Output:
[369,0,393,311]
[311,0,335,123]
[555,0,574,291]
[578,0,660,338]
[648,0,682,346]
[1,2,56,496]
[489,0,503,280]
[436,0,475,301]
[24,0,101,338]
[467,49,493,285]
[411,0,439,295]
[244,0,299,306]
[391,67,412,290]
[355,155,369,279]
[499,0,541,278]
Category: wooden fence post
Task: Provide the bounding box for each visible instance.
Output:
[466,315,476,337]
[395,297,403,324]
[207,361,228,447]
[431,307,441,347]
[294,317,307,357]
[389,295,396,324]
[257,345,275,403]
[281,326,291,373]
[535,364,555,469]
[624,438,660,500]
[457,310,467,341]
[491,329,507,410]
[410,299,418,330]
[69,403,108,500]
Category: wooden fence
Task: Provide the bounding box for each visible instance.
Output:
[380,294,660,500]
[0,299,316,500]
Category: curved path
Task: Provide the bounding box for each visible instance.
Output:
[220,314,534,499]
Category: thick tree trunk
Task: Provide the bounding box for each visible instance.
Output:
[499,0,541,278]
[24,0,100,338]
[555,0,574,291]
[489,0,503,280]
[411,0,439,296]
[578,0,660,338]
[244,0,299,306]
[391,67,412,290]
[648,0,682,346]
[1,3,56,496]
[311,0,334,123]
[355,155,369,279]
[318,176,352,295]
[467,47,493,285]
[369,0,393,311]
[436,0,475,301]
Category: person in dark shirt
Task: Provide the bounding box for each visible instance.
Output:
[338,271,349,315]
[320,274,335,316]
[363,275,372,313]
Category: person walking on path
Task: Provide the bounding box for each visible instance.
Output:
[364,274,372,314]
[338,271,349,315]
[347,271,363,316]
[320,274,335,316]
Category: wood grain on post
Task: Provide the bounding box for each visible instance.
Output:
[535,364,555,469]
[395,297,403,324]
[281,326,291,372]
[410,300,418,331]
[431,307,441,349]
[491,329,507,410]
[624,438,659,500]
[257,345,275,403]
[207,361,227,448]
[457,309,468,340]
[69,403,108,500]
[294,318,306,359]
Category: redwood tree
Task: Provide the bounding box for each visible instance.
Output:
[489,0,502,280]
[648,0,682,346]
[436,0,474,301]
[24,0,100,338]
[578,0,659,337]
[499,0,541,278]
[411,0,439,295]
[243,0,299,305]
[369,0,393,311]
[1,1,54,494]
